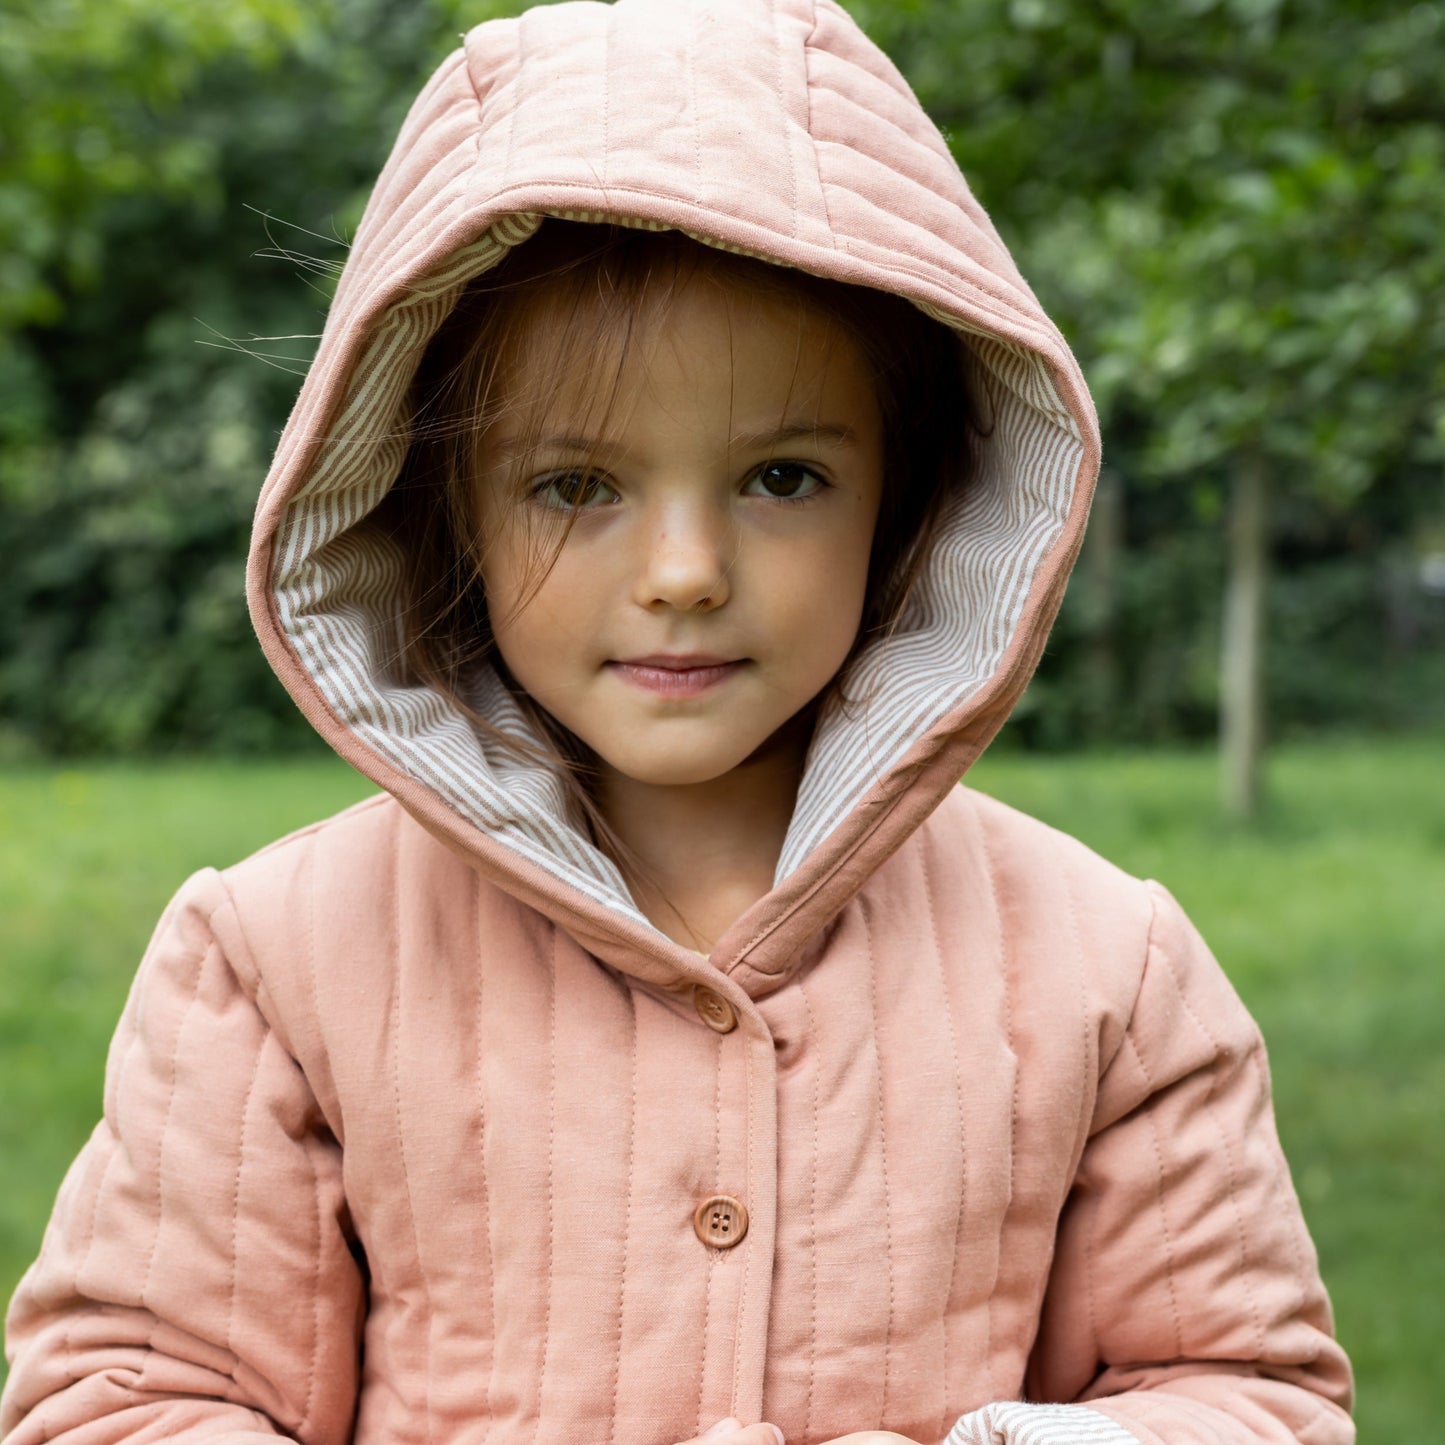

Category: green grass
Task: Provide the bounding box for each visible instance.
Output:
[3,739,1442,1440]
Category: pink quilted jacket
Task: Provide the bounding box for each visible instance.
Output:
[2,3,1352,1444]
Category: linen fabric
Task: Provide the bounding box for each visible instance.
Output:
[2,2,1353,1444]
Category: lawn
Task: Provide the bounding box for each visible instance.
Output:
[2,737,1442,1440]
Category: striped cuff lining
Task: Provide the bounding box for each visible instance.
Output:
[944,1402,1137,1445]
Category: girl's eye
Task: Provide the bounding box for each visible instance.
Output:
[743,461,827,501]
[529,471,619,510]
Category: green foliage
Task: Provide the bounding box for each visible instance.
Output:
[0,0,1442,754]
[0,360,305,754]
[0,0,543,756]
[849,0,1445,745]
[1014,479,1445,749]
[854,0,1445,488]
[0,0,316,333]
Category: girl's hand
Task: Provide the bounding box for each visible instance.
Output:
[817,1435,921,1445]
[678,1420,786,1445]
[682,1429,919,1445]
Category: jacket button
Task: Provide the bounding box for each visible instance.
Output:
[693,985,737,1034]
[693,1195,749,1249]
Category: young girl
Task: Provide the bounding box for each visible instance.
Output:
[1,2,1353,1444]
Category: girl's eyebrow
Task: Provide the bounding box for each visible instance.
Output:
[492,432,623,460]
[729,420,858,450]
[496,421,859,459]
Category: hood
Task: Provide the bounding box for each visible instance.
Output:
[246,0,1100,992]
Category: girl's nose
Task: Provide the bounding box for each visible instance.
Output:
[633,503,733,612]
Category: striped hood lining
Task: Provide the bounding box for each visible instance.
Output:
[255,0,1100,940]
[271,208,1082,922]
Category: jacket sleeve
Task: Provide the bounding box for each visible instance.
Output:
[1,870,365,1445]
[944,881,1353,1445]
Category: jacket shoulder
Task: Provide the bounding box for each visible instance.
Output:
[944,782,1155,914]
[210,791,473,1004]
[917,784,1163,1022]
[219,788,480,918]
[221,788,400,885]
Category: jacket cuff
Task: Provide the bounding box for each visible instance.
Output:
[944,1402,1139,1445]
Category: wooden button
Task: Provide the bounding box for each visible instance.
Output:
[693,1195,749,1249]
[693,985,737,1034]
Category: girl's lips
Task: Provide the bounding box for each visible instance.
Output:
[607,657,746,699]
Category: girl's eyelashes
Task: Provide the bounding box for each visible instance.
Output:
[741,460,830,503]
[522,460,829,509]
[526,470,620,510]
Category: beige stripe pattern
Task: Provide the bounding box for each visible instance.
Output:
[945,1403,1140,1445]
[270,211,1082,921]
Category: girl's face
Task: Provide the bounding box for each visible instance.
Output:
[474,274,885,790]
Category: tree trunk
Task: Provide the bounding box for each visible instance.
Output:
[1220,455,1269,820]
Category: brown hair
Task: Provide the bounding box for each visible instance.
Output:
[380,220,971,856]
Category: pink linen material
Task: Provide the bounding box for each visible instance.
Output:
[3,2,1352,1444]
[3,795,1351,1445]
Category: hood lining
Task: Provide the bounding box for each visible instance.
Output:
[272,213,1084,928]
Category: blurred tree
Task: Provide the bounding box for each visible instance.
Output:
[0,0,539,756]
[852,0,1445,812]
[2,0,1441,760]
[0,0,315,331]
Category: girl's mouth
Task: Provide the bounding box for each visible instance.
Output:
[607,655,747,698]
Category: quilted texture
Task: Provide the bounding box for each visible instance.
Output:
[4,794,1351,1445]
[3,3,1352,1444]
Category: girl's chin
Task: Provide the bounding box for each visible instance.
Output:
[600,757,758,790]
[591,739,769,790]
[587,706,819,790]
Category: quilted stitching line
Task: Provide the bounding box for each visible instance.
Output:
[804,81,957,182]
[298,1128,325,1437]
[503,12,524,187]
[770,0,801,241]
[800,0,840,251]
[600,1,612,192]
[974,811,1012,1399]
[797,973,822,1444]
[861,897,897,1422]
[297,836,328,1135]
[66,884,194,1357]
[1120,1027,1186,1356]
[136,943,208,1312]
[298,832,327,1439]
[804,59,942,125]
[508,178,1054,346]
[921,840,968,1440]
[532,928,560,1443]
[782,157,1042,323]
[730,1021,756,1420]
[687,3,704,206]
[1060,867,1104,1367]
[387,842,435,1445]
[1079,1130,1105,1392]
[224,1036,267,1362]
[691,1027,722,1431]
[79,1013,136,1291]
[1146,899,1269,1357]
[209,860,340,1431]
[1251,1038,1315,1329]
[473,875,499,1445]
[604,981,639,1445]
